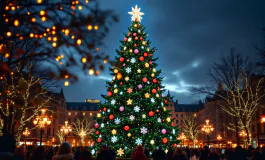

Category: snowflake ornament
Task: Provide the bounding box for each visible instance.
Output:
[161,102,164,106]
[129,115,135,121]
[101,123,105,127]
[111,136,118,143]
[135,138,143,145]
[157,118,162,123]
[92,149,95,155]
[128,37,132,42]
[126,67,131,73]
[120,91,123,95]
[141,46,144,49]
[134,106,140,112]
[140,127,148,134]
[173,129,175,134]
[111,99,116,105]
[131,58,136,63]
[151,98,155,103]
[115,118,121,124]
[114,84,117,88]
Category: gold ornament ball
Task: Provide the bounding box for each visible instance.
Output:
[117,73,122,80]
[127,133,131,137]
[134,24,137,27]
[156,94,159,98]
[142,114,146,118]
[151,73,155,77]
[145,63,149,68]
[153,68,156,72]
[163,107,167,111]
[129,49,133,53]
[114,69,118,74]
[97,113,102,118]
[142,41,146,45]
[166,117,171,122]
[114,89,118,94]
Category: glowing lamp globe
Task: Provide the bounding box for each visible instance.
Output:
[124,125,130,131]
[161,129,166,134]
[109,114,114,120]
[162,138,168,144]
[119,106,124,112]
[148,111,154,117]
[116,73,122,80]
[97,138,102,143]
[94,123,99,128]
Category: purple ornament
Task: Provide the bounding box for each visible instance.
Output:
[95,123,100,128]
[138,84,143,89]
[123,63,126,66]
[119,106,124,112]
[134,49,139,54]
[161,129,166,134]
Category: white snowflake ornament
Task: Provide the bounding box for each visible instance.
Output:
[111,99,116,105]
[129,115,135,121]
[126,67,131,73]
[135,138,142,145]
[115,118,121,124]
[101,123,105,127]
[131,58,136,63]
[151,98,155,103]
[111,136,118,143]
[157,118,162,123]
[134,106,140,112]
[140,127,148,134]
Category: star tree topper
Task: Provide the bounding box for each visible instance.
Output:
[128,5,144,22]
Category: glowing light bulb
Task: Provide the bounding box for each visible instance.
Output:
[14,20,19,26]
[30,33,34,38]
[40,10,45,16]
[82,57,86,63]
[78,6,82,10]
[76,39,82,45]
[88,69,94,75]
[52,42,57,47]
[6,32,12,37]
[87,25,92,30]
[65,29,69,36]
[41,17,46,22]
[32,18,36,22]
[94,25,98,30]
[64,81,69,86]
[37,0,43,3]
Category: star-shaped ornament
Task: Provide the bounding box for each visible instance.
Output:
[137,69,141,73]
[127,88,133,94]
[127,99,133,105]
[128,5,144,22]
[125,77,129,81]
[145,93,150,98]
[117,148,124,157]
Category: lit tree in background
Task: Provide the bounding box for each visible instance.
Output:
[0,0,118,83]
[91,5,179,158]
[191,51,265,145]
[181,114,200,148]
[57,129,65,144]
[72,118,94,146]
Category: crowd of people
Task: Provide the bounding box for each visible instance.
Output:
[1,134,265,160]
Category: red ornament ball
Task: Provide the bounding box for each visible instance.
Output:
[128,33,131,36]
[109,114,114,120]
[97,138,102,143]
[140,37,143,40]
[144,52,148,57]
[139,56,144,61]
[162,138,168,144]
[120,57,124,62]
[96,131,100,135]
[148,122,153,126]
[149,54,152,56]
[103,108,107,112]
[133,33,137,36]
[172,144,177,148]
[149,61,153,64]
[94,123,99,128]
[156,109,160,113]
[124,38,128,42]
[124,125,130,131]
[171,122,175,127]
[152,89,156,94]
[142,77,148,83]
[148,111,154,117]
[108,91,112,96]
[153,79,157,83]
[164,100,168,104]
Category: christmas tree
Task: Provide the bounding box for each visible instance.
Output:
[91,5,180,157]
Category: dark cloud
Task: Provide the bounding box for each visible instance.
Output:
[64,0,265,104]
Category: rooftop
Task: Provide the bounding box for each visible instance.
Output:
[66,102,99,111]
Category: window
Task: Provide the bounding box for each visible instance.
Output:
[181,114,183,117]
[90,113,93,116]
[75,112,77,115]
[176,114,178,117]
[194,114,197,117]
[83,112,86,116]
[68,112,71,116]
[176,120,178,124]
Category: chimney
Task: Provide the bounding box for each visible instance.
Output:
[175,99,178,105]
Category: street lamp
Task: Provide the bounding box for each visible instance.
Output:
[60,121,72,142]
[216,134,222,148]
[33,108,51,146]
[22,127,30,148]
[240,130,247,148]
[201,119,214,146]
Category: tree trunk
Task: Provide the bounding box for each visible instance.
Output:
[234,117,240,146]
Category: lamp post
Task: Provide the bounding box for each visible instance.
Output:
[201,119,214,146]
[33,108,51,146]
[22,127,30,148]
[60,121,72,142]
[217,134,222,148]
[258,115,265,148]
[239,130,247,148]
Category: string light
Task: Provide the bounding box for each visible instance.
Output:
[65,29,69,36]
[87,25,92,30]
[94,25,99,30]
[41,17,46,22]
[6,32,12,37]
[40,10,45,16]
[76,39,82,45]
[88,69,94,75]
[32,18,36,22]
[82,57,87,63]
[64,81,69,86]
[14,20,19,26]
[37,0,43,3]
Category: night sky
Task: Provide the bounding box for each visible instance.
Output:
[64,0,265,104]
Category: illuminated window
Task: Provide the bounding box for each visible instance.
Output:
[194,114,197,117]
[68,112,71,116]
[90,113,92,116]
[75,112,77,115]
[83,112,85,116]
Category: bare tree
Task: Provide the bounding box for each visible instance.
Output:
[56,129,65,144]
[191,49,265,144]
[72,118,94,146]
[182,114,201,148]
